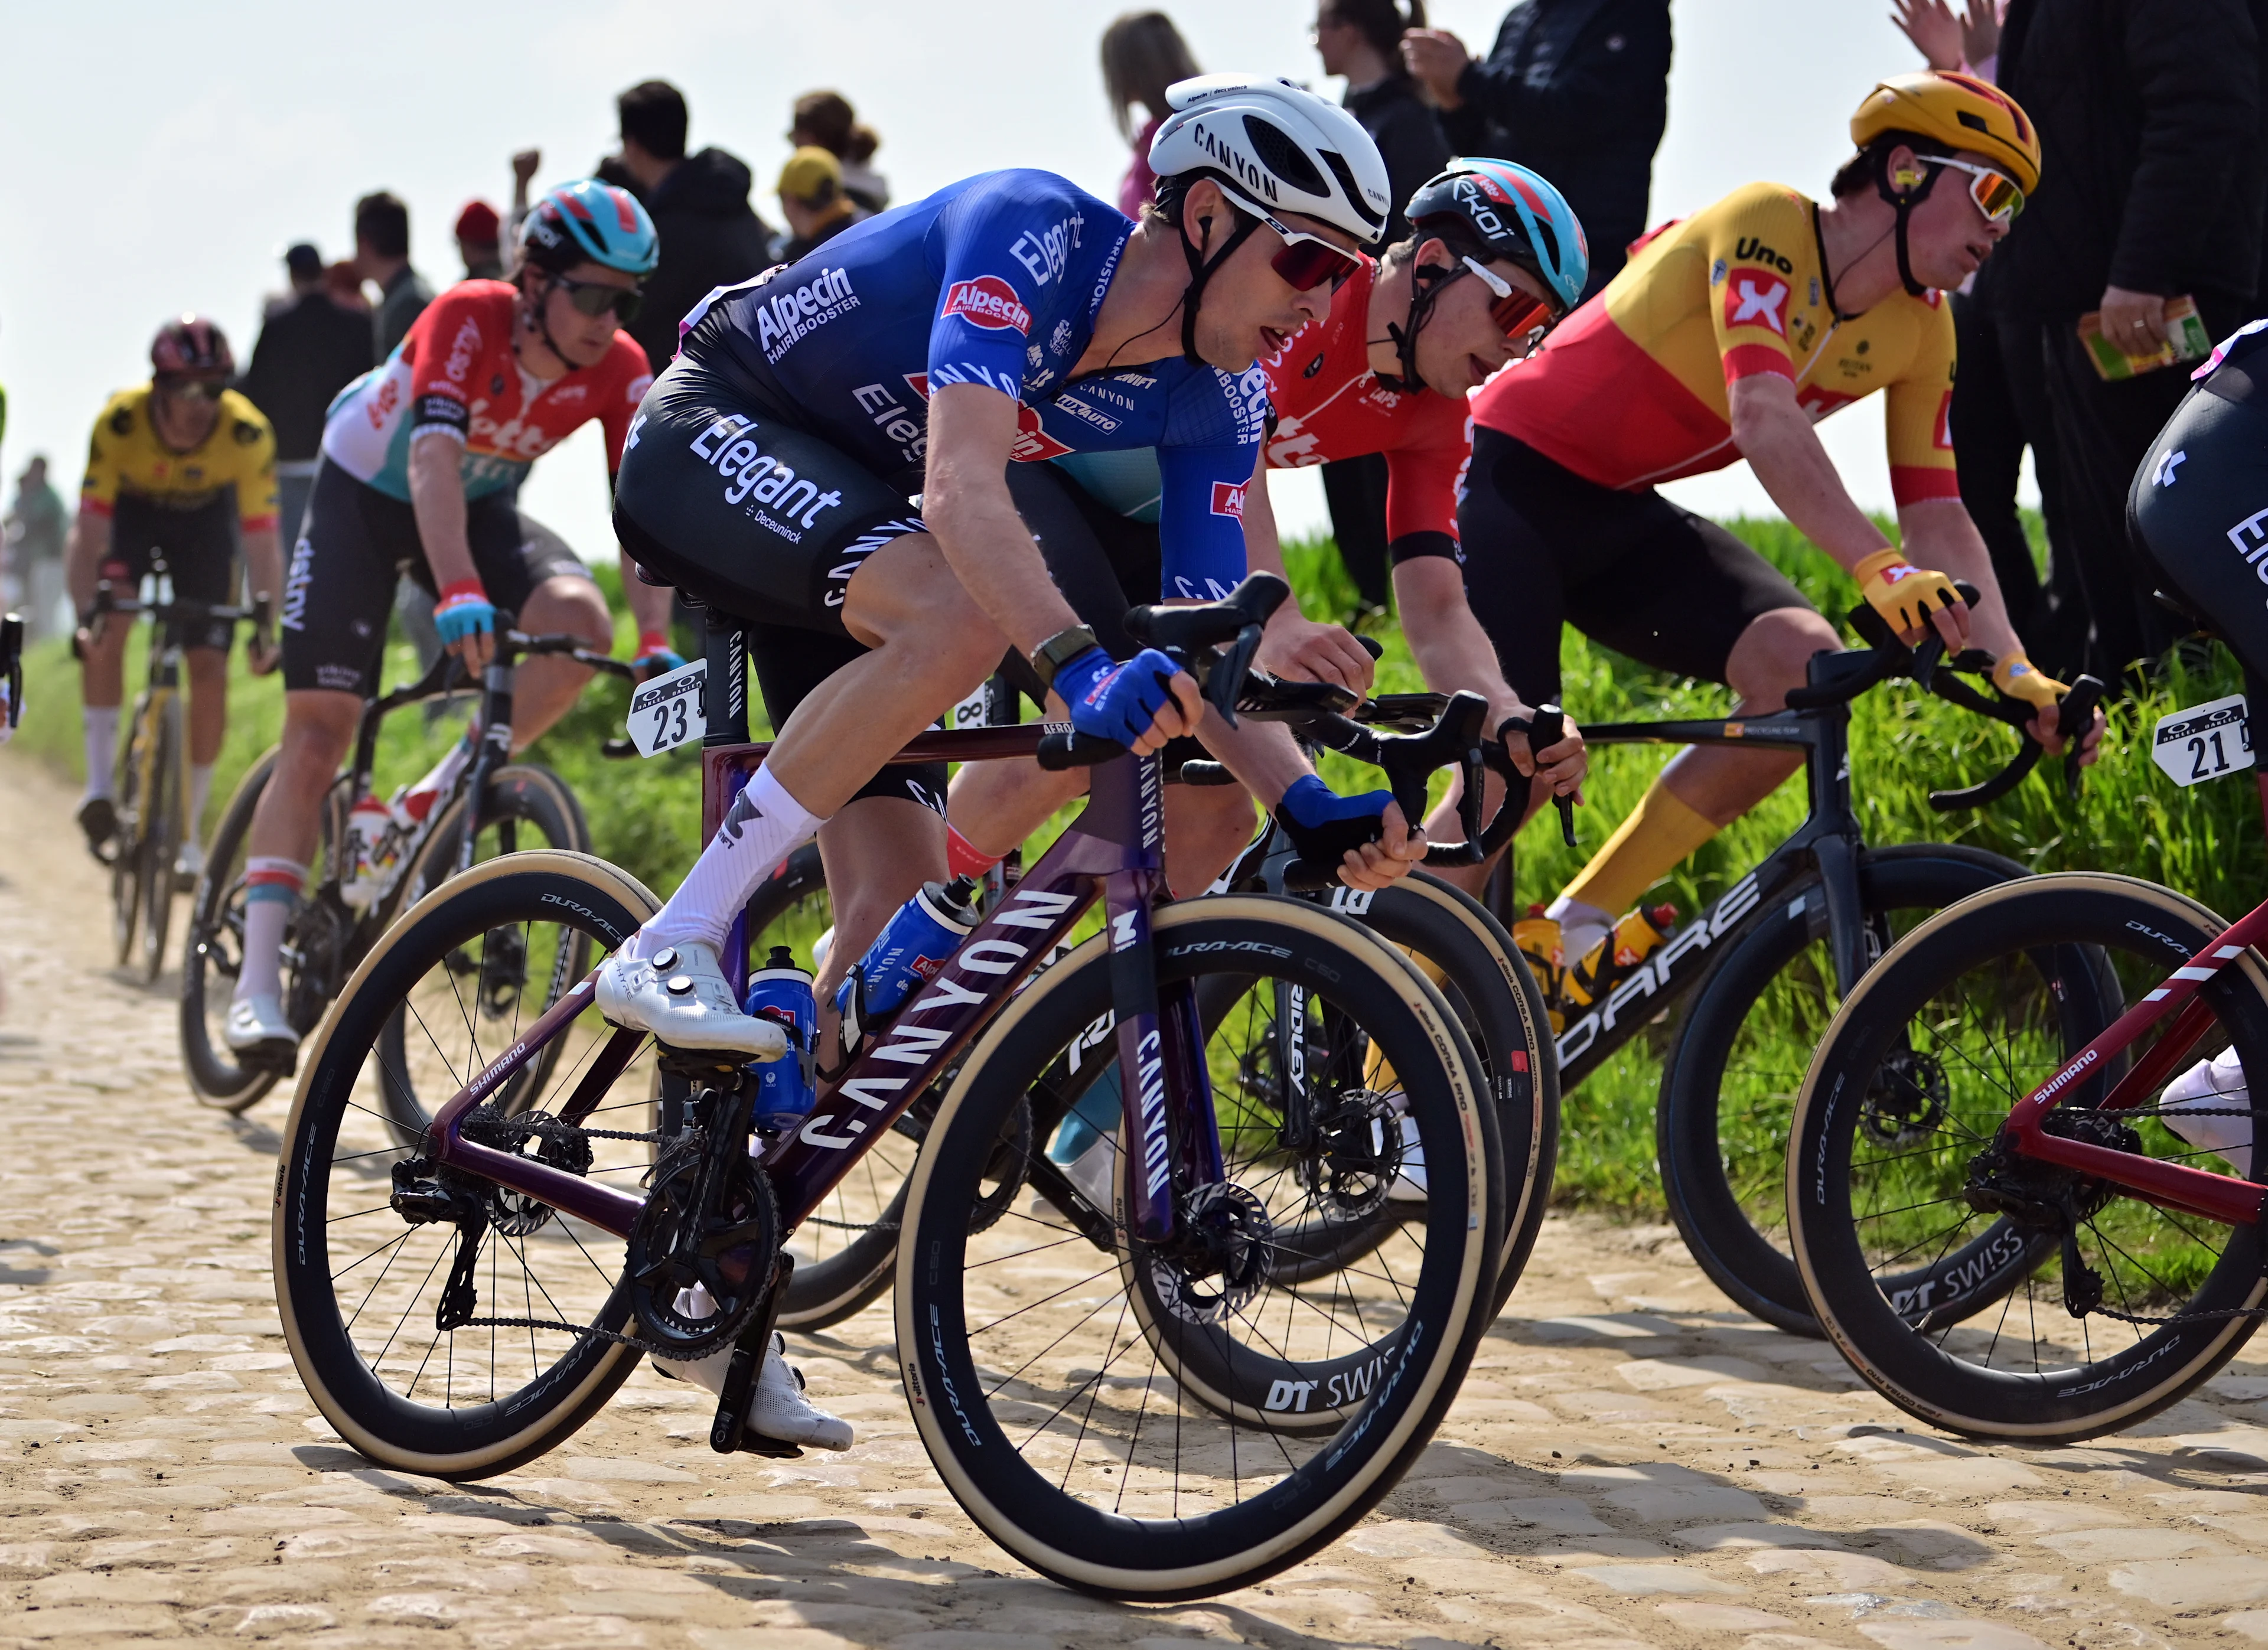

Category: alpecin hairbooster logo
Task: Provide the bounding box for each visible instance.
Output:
[941,275,1032,335]
[754,267,858,363]
[1211,480,1247,519]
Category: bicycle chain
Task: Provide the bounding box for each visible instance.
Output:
[444,1313,699,1359]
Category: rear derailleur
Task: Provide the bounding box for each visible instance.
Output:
[1962,1108,2143,1317]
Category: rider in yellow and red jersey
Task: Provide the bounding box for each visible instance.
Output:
[1439,73,2103,1013]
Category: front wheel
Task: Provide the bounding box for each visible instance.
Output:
[896,897,1504,1600]
[138,693,184,985]
[110,697,151,966]
[1657,844,2028,1335]
[1788,873,2268,1443]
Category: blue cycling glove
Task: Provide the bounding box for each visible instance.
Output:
[633,630,687,679]
[1276,773,1397,866]
[433,579,497,647]
[1054,645,1184,745]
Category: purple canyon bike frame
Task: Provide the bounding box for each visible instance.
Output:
[415,729,1217,1248]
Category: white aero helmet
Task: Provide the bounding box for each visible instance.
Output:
[1146,74,1392,247]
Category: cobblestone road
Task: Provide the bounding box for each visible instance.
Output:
[7,748,2268,1648]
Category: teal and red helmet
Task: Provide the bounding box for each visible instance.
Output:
[1405,158,1589,314]
[519,180,660,278]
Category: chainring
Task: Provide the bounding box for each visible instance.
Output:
[625,1137,780,1359]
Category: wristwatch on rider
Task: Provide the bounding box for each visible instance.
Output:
[1029,626,1101,692]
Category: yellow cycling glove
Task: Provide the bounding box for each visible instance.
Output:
[1991,648,2067,714]
[1853,547,1964,637]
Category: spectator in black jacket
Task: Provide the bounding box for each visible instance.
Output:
[611,80,777,371]
[1313,0,1451,619]
[238,243,374,543]
[1977,0,2266,681]
[1402,0,1670,301]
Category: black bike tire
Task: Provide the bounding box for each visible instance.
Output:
[373,762,595,1146]
[1658,843,2027,1335]
[139,693,183,986]
[111,697,148,966]
[1788,872,2268,1442]
[182,748,283,1110]
[275,849,659,1478]
[896,896,1504,1599]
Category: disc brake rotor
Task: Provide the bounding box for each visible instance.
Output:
[1143,1182,1274,1326]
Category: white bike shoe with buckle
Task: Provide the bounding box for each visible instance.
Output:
[748,1331,854,1451]
[595,940,790,1060]
[224,994,299,1059]
[2162,1046,2256,1176]
[1386,1113,1428,1202]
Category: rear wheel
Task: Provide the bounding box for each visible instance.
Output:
[1788,873,2268,1442]
[274,850,661,1477]
[897,897,1503,1598]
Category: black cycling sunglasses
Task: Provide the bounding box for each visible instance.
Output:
[550,273,644,323]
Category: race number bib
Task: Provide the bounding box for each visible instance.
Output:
[627,658,708,758]
[2151,693,2253,787]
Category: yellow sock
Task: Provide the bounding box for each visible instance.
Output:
[1559,777,1720,917]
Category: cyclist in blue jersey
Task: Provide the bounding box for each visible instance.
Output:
[597,76,1420,1449]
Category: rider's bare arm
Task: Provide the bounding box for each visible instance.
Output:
[242,526,283,674]
[1729,373,1970,655]
[66,505,112,620]
[617,547,676,641]
[1239,452,1376,694]
[408,431,487,667]
[1393,555,1584,795]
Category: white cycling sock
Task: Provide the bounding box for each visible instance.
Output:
[234,857,307,1006]
[634,764,823,958]
[188,764,215,842]
[82,706,120,800]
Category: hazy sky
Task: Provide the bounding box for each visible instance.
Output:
[0,0,1978,557]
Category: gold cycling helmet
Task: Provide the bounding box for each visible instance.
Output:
[1852,70,2041,195]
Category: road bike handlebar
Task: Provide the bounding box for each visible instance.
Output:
[90,580,272,635]
[1779,581,2103,809]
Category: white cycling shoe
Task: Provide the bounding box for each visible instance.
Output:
[595,940,789,1060]
[657,1330,854,1453]
[2162,1046,2255,1176]
[223,994,299,1060]
[748,1332,854,1451]
[1386,1114,1428,1202]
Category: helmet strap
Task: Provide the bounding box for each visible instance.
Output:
[1177,197,1263,366]
[520,276,575,373]
[1378,257,1462,395]
[1872,149,1943,301]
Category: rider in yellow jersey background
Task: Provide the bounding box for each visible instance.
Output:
[1436,71,2108,1009]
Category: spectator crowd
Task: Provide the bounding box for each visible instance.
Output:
[4,0,2266,701]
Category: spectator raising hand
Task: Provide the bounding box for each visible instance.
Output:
[1891,0,2002,74]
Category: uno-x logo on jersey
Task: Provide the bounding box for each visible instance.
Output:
[1211,481,1247,520]
[941,276,1032,335]
[1726,275,1790,337]
[754,266,859,363]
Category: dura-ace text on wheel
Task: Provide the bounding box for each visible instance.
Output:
[895,898,1504,1600]
[273,852,663,1476]
[1787,874,2268,1442]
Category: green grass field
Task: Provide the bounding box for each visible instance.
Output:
[18,521,2260,1219]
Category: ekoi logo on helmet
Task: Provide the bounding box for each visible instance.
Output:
[941,276,1032,335]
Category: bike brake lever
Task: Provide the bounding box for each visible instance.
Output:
[1528,703,1578,848]
[2057,675,2106,798]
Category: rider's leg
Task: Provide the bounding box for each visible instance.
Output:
[810,795,947,1052]
[227,689,360,1043]
[183,645,227,847]
[503,574,611,749]
[77,618,129,810]
[631,533,1003,963]
[1550,606,1838,953]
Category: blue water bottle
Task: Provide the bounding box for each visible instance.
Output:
[835,875,982,1036]
[742,945,817,1131]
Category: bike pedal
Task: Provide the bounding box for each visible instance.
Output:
[731,1431,805,1459]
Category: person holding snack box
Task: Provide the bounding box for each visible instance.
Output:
[1976,0,2266,686]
